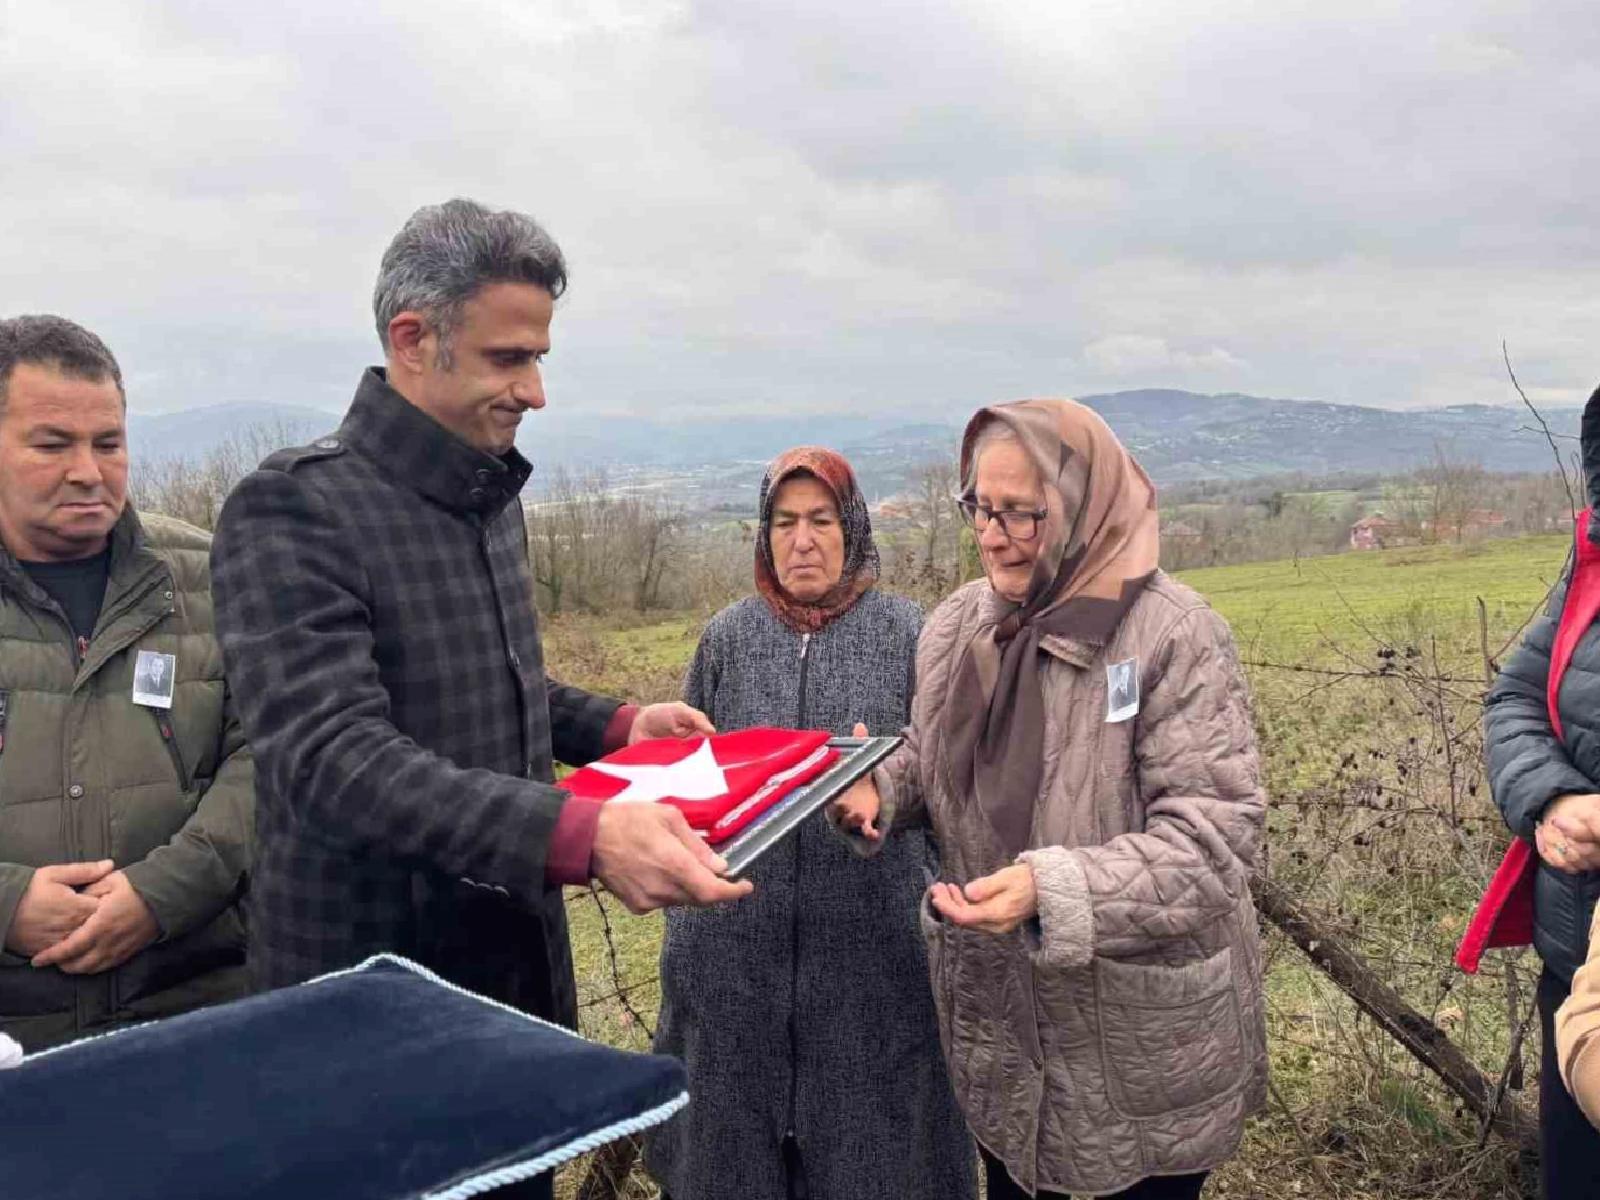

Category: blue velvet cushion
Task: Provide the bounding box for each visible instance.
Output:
[1,955,687,1199]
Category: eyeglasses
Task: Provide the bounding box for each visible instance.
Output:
[954,497,1047,541]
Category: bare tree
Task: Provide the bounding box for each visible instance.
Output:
[129,419,315,531]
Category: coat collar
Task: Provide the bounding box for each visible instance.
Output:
[0,505,165,617]
[338,368,532,519]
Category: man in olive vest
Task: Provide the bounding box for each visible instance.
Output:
[0,314,252,1051]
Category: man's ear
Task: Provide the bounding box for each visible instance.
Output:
[386,312,432,375]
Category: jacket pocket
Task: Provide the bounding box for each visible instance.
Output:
[148,708,191,792]
[1094,946,1243,1119]
[919,891,957,1058]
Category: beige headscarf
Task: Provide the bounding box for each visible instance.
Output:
[943,399,1160,857]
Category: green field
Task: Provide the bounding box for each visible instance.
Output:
[549,533,1574,1200]
[1186,534,1569,661]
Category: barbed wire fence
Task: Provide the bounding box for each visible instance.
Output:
[552,362,1579,1200]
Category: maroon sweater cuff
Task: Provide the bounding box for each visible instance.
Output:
[602,703,639,754]
[546,796,604,887]
[546,704,637,886]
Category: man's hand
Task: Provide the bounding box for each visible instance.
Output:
[31,870,160,974]
[930,864,1039,935]
[591,802,754,914]
[1538,794,1600,874]
[627,702,716,744]
[3,860,113,957]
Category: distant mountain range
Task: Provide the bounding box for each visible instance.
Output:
[128,389,1583,504]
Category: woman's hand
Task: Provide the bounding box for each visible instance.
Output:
[1538,794,1600,873]
[828,722,883,841]
[930,864,1038,935]
[830,778,882,841]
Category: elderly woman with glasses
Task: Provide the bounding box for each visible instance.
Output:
[645,447,974,1200]
[832,400,1267,1200]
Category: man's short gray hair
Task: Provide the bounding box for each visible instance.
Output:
[372,198,568,366]
[0,314,125,417]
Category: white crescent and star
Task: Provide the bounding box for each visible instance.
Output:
[586,738,730,804]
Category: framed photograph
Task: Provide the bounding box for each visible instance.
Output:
[132,650,176,709]
[721,735,904,880]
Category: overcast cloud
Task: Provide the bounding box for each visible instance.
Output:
[2,0,1595,421]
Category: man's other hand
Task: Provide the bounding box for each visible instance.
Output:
[628,702,716,744]
[3,860,113,957]
[31,870,159,974]
[591,803,753,913]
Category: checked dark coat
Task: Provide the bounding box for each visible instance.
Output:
[211,369,622,1025]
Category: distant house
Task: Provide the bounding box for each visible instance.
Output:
[1350,513,1399,550]
[1422,509,1509,542]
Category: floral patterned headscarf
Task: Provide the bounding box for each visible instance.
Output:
[755,446,881,634]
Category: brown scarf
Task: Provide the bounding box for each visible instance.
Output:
[755,447,881,634]
[942,400,1160,858]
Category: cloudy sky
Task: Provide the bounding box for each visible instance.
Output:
[2,0,1595,421]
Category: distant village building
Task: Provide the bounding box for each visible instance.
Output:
[1423,509,1508,541]
[1349,514,1399,550]
[1350,509,1508,550]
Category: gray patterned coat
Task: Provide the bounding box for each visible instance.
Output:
[645,591,975,1200]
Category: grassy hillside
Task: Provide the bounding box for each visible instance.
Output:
[549,533,1573,1200]
[1186,534,1569,661]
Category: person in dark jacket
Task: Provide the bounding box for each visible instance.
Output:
[211,201,750,1196]
[0,315,252,1051]
[645,447,975,1200]
[1484,382,1600,1198]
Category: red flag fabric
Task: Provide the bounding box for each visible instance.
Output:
[563,728,839,845]
[1457,509,1600,972]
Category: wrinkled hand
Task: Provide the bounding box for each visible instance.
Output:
[32,870,159,974]
[592,802,753,914]
[930,864,1039,935]
[1538,793,1600,874]
[628,702,716,744]
[3,860,113,957]
[828,722,881,841]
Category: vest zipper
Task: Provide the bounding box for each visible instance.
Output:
[151,709,192,792]
[0,689,8,756]
[785,632,812,1154]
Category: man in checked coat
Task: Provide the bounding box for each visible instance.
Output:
[211,201,751,1097]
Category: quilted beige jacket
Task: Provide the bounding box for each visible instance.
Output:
[1557,905,1600,1127]
[865,572,1267,1196]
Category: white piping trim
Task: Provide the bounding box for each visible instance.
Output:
[302,953,596,1042]
[421,1090,690,1199]
[17,954,688,1197]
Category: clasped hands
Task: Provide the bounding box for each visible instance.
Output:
[3,860,160,973]
[1537,792,1600,874]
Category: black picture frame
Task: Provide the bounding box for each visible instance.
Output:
[720,735,904,880]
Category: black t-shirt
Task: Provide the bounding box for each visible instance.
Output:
[20,548,112,642]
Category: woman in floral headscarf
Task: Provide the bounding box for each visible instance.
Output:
[645,448,974,1200]
[832,401,1267,1200]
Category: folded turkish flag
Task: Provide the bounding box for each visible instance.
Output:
[563,728,840,845]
